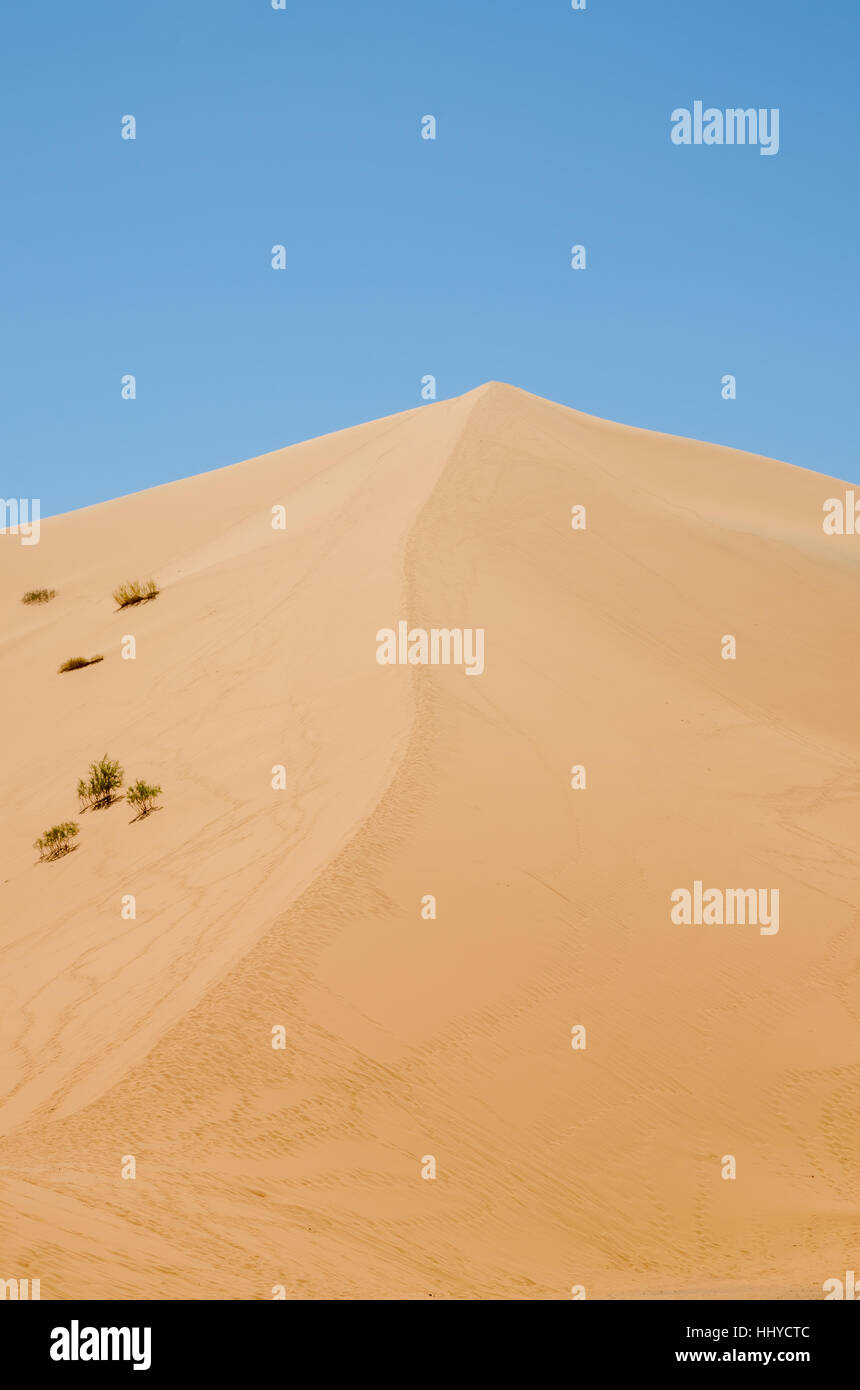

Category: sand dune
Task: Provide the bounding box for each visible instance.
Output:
[1,382,858,1299]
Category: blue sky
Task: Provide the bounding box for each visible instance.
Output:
[2,0,858,516]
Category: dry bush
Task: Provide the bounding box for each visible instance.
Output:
[112,578,159,609]
[58,655,104,673]
[78,754,124,809]
[127,779,163,818]
[34,822,79,861]
[22,589,57,605]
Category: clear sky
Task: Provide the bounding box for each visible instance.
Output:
[2,0,858,516]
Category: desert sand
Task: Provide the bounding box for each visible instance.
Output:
[1,381,858,1299]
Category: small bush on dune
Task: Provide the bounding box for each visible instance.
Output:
[34,761,160,869]
[126,779,162,818]
[34,821,79,861]
[113,578,159,609]
[58,655,104,673]
[22,588,57,605]
[78,754,124,810]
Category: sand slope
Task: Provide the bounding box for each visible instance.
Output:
[1,382,858,1299]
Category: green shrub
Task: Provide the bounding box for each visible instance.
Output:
[34,821,79,861]
[126,779,162,818]
[78,754,124,810]
[22,588,57,605]
[58,655,104,673]
[113,578,159,609]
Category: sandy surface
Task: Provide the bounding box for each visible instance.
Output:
[1,382,858,1299]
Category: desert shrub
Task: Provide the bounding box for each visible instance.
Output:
[113,578,159,609]
[126,779,162,818]
[58,655,104,673]
[34,821,79,861]
[22,588,57,605]
[79,754,124,809]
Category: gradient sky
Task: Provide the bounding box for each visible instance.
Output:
[1,0,858,516]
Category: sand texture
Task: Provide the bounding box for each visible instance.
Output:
[1,383,858,1299]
